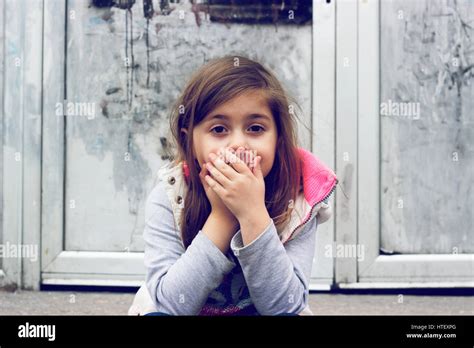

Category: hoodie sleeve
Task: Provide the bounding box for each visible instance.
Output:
[143,180,236,315]
[230,216,317,315]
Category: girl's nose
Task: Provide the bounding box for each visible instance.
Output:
[228,146,246,153]
[228,138,248,152]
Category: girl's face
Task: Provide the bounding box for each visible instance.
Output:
[187,90,278,178]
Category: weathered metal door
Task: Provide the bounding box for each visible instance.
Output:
[40,0,323,287]
[334,0,473,287]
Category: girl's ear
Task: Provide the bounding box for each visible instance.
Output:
[181,127,188,136]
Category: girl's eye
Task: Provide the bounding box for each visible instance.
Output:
[210,126,227,134]
[248,125,265,133]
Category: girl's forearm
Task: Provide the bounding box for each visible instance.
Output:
[238,207,272,246]
[202,212,238,254]
[230,217,318,315]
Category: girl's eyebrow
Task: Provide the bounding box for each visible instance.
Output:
[247,113,272,121]
[204,113,272,122]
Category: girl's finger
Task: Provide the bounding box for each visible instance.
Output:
[244,149,257,169]
[208,151,239,181]
[223,148,250,175]
[206,161,232,188]
[252,156,263,179]
[204,174,226,197]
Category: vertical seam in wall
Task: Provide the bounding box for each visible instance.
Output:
[0,0,5,261]
[20,0,26,288]
[39,0,45,283]
[333,0,337,285]
[356,0,359,283]
[62,0,68,252]
[377,0,382,256]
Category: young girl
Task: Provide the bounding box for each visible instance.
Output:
[128,56,338,316]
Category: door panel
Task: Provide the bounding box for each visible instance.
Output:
[337,0,473,287]
[380,0,474,254]
[42,0,318,286]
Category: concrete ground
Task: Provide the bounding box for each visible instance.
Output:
[0,289,472,315]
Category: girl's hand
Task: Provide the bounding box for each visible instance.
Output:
[204,148,267,224]
[199,163,238,226]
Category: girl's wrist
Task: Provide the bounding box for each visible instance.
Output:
[238,207,272,246]
[202,211,237,254]
[237,206,271,229]
[210,210,239,229]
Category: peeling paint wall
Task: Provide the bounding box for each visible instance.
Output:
[380,0,474,254]
[64,0,312,251]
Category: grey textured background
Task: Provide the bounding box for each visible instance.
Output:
[380,0,473,254]
[1,0,473,287]
[63,0,312,252]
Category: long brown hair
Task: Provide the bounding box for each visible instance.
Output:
[169,56,302,248]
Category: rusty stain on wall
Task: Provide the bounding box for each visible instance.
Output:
[340,163,353,223]
[92,0,312,25]
[143,0,154,87]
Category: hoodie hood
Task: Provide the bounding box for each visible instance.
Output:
[274,148,337,243]
[298,148,338,208]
